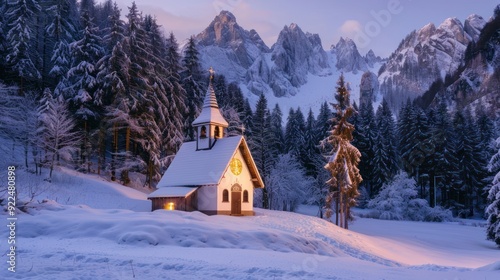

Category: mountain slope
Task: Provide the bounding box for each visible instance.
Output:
[195,11,380,101]
[427,7,500,114]
[378,15,486,111]
[195,11,269,82]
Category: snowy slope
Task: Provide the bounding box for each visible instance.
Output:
[3,200,499,280]
[1,163,498,279]
[243,53,383,119]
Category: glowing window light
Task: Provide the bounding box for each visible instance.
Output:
[164,202,175,210]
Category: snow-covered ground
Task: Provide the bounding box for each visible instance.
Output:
[1,167,499,279]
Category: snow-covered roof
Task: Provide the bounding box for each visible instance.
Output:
[147,186,198,198]
[192,83,228,127]
[157,136,264,189]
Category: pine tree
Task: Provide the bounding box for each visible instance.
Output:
[452,110,486,217]
[250,94,273,208]
[181,36,204,141]
[398,101,432,198]
[486,137,500,247]
[96,2,130,180]
[285,107,306,157]
[0,2,8,75]
[427,101,457,207]
[45,0,79,90]
[323,74,362,229]
[355,101,377,196]
[269,104,285,156]
[163,32,187,160]
[66,9,103,172]
[372,99,398,195]
[96,1,127,108]
[66,9,103,119]
[5,0,42,93]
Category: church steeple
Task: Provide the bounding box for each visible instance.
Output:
[192,67,228,150]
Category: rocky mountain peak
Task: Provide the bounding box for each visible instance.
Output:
[378,14,487,112]
[417,23,436,41]
[464,14,486,41]
[334,37,368,74]
[196,11,268,52]
[194,11,269,81]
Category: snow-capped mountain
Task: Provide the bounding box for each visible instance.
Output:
[332,37,368,74]
[378,15,487,111]
[195,11,380,101]
[195,11,269,82]
[246,23,330,97]
[430,9,500,114]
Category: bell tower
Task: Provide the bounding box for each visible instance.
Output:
[192,67,229,150]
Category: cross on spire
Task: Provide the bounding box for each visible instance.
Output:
[209,67,215,81]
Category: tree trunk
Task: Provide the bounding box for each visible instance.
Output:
[111,123,118,181]
[335,191,339,226]
[122,126,130,184]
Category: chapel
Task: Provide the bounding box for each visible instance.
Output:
[148,68,264,215]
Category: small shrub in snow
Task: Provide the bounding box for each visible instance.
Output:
[367,172,453,222]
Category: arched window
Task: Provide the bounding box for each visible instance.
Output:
[200,126,207,138]
[222,189,229,202]
[215,126,220,138]
[243,190,249,203]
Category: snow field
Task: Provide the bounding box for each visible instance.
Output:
[1,168,499,279]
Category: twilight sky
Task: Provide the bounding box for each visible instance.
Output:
[109,0,498,58]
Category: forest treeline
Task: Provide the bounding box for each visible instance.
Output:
[0,0,498,220]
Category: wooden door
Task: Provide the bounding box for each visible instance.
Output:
[231,191,241,215]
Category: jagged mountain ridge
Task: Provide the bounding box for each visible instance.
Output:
[378,14,487,112]
[194,11,380,98]
[425,7,500,115]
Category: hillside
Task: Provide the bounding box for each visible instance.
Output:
[1,167,499,279]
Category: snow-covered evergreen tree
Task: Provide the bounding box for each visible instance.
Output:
[266,153,312,212]
[355,101,377,196]
[163,32,187,155]
[95,1,127,107]
[452,110,488,217]
[367,172,453,221]
[66,9,103,121]
[250,94,273,208]
[269,104,285,156]
[5,0,42,92]
[46,0,79,91]
[372,99,398,194]
[284,107,305,157]
[181,36,204,141]
[486,137,500,246]
[323,74,362,229]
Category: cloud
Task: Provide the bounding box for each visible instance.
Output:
[339,20,363,39]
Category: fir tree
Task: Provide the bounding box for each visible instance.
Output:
[269,104,285,156]
[46,0,79,91]
[96,1,127,108]
[5,0,42,93]
[372,99,398,195]
[486,137,500,247]
[356,101,377,196]
[455,110,488,216]
[323,74,362,229]
[250,94,273,208]
[427,101,458,207]
[285,107,305,157]
[181,36,204,141]
[163,32,187,159]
